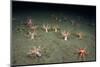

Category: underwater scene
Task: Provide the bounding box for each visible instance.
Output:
[11,1,96,66]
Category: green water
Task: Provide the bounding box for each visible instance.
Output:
[11,11,96,65]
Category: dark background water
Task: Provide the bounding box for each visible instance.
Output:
[12,1,96,14]
[12,1,96,18]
